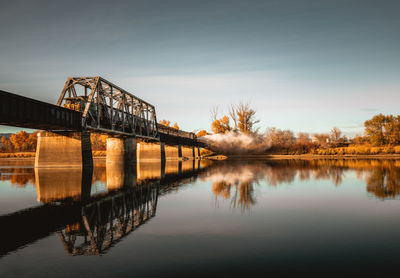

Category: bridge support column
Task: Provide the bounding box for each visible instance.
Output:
[164,145,181,160]
[35,131,93,168]
[181,146,194,159]
[194,147,200,159]
[137,142,163,162]
[106,137,136,165]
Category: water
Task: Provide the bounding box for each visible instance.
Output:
[0,158,400,277]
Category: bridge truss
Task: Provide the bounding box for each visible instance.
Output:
[57,77,158,139]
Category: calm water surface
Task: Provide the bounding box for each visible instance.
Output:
[0,158,400,277]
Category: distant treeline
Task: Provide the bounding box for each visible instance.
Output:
[0,132,108,153]
[195,102,400,155]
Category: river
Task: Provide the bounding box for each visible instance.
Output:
[0,158,399,277]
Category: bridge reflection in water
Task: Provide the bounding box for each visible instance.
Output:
[0,159,210,257]
[3,158,400,257]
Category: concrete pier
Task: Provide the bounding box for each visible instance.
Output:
[106,137,136,165]
[35,131,93,168]
[181,146,194,159]
[165,145,181,160]
[137,142,162,162]
[194,147,200,159]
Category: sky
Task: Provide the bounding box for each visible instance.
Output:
[0,0,399,136]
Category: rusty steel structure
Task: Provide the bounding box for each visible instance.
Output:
[0,76,204,146]
[57,77,158,139]
[0,89,81,131]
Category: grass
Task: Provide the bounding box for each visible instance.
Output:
[0,152,36,158]
[312,145,400,155]
[0,151,107,158]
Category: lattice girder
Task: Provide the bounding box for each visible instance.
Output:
[57,76,158,139]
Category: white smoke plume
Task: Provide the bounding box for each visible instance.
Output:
[200,131,271,155]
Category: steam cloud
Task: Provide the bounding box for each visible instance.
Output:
[200,131,271,155]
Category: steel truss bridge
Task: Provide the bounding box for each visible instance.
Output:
[0,76,203,146]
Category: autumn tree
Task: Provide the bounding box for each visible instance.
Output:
[312,133,330,148]
[265,128,295,147]
[1,136,13,152]
[158,120,171,127]
[383,115,400,145]
[172,122,179,130]
[211,115,232,134]
[297,132,310,144]
[364,114,387,146]
[211,102,258,134]
[329,127,343,147]
[9,131,29,151]
[330,127,342,142]
[196,130,208,137]
[235,102,259,134]
[353,134,366,145]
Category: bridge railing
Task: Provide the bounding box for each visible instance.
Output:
[0,90,82,131]
[157,123,196,140]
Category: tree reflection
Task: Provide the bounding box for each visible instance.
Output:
[206,159,400,210]
[366,164,400,198]
[0,167,35,187]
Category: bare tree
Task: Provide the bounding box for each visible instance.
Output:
[210,106,219,122]
[236,102,259,134]
[330,127,342,143]
[229,104,238,131]
[297,132,310,144]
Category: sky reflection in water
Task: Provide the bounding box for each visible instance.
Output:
[0,158,400,277]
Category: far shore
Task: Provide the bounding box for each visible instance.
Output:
[3,152,400,161]
[224,154,400,160]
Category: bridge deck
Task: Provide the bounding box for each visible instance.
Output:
[0,90,82,131]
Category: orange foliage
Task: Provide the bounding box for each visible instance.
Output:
[196,130,208,137]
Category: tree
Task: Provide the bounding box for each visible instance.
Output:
[196,130,208,137]
[1,136,13,152]
[9,131,29,151]
[172,122,179,130]
[330,127,342,142]
[235,102,259,134]
[364,114,386,146]
[159,120,171,127]
[329,127,342,146]
[353,134,366,145]
[384,115,400,145]
[211,115,232,134]
[312,133,330,148]
[265,128,295,147]
[27,131,38,151]
[297,132,310,144]
[229,104,238,131]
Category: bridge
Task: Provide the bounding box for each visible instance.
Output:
[0,76,206,168]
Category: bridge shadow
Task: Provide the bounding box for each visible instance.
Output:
[0,159,210,258]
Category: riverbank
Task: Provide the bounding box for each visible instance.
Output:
[3,152,400,161]
[0,151,107,159]
[225,154,400,160]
